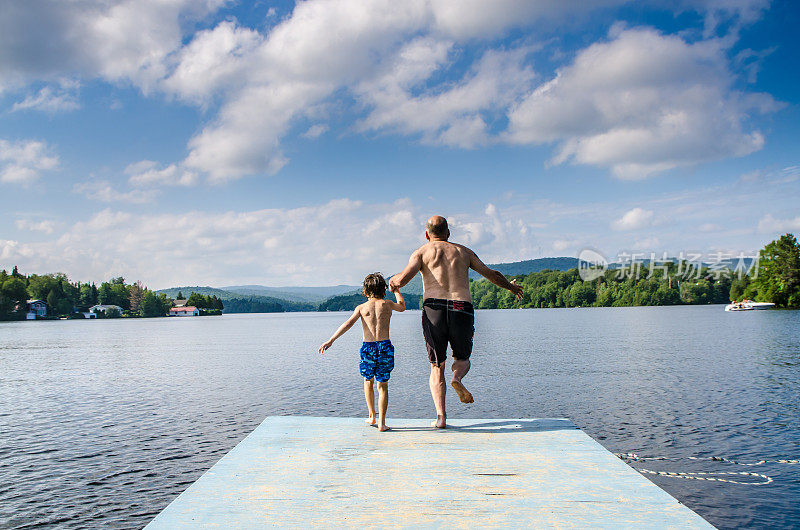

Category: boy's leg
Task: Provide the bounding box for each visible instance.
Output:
[429,363,447,428]
[377,381,390,432]
[364,378,376,425]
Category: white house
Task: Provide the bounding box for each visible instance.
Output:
[26,299,47,320]
[89,304,124,316]
[169,306,199,317]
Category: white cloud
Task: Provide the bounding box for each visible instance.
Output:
[302,124,329,139]
[0,138,59,184]
[162,1,647,182]
[611,207,654,231]
[0,0,226,93]
[74,180,157,204]
[10,79,80,113]
[15,219,57,234]
[125,161,197,187]
[357,42,536,148]
[0,197,546,287]
[161,21,262,105]
[757,214,800,234]
[506,27,779,179]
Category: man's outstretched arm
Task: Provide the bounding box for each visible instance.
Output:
[388,250,422,291]
[469,250,523,300]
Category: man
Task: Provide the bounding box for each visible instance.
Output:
[389,215,523,429]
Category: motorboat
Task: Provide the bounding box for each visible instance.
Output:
[724,300,776,311]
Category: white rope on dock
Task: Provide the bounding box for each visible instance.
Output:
[614,452,798,486]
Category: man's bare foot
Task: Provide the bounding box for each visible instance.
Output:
[378,425,391,432]
[366,417,376,426]
[451,380,474,403]
[431,415,447,429]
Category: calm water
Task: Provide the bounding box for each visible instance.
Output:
[1,306,799,529]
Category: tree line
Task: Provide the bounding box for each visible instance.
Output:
[469,233,800,310]
[1,269,177,319]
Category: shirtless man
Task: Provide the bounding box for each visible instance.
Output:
[389,215,523,428]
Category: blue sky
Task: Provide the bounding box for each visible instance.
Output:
[1,0,798,288]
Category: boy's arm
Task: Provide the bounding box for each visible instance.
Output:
[388,287,406,312]
[469,249,523,300]
[388,249,422,291]
[318,307,361,353]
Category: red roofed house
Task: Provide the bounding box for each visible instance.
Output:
[169,306,200,317]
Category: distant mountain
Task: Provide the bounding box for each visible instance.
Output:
[158,257,582,312]
[392,257,580,295]
[155,286,313,312]
[221,284,359,303]
[318,292,422,312]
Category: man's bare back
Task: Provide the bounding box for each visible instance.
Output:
[415,240,473,302]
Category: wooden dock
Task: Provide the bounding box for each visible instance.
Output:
[146,416,713,528]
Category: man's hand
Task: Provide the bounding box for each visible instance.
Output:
[318,340,333,354]
[388,277,400,292]
[509,279,523,300]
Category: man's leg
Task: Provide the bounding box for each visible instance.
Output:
[364,378,376,425]
[377,381,390,432]
[429,363,447,428]
[451,359,474,404]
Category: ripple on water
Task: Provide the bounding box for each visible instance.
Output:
[0,307,798,529]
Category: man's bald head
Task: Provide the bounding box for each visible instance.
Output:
[426,215,449,240]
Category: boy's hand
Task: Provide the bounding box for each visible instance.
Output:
[318,340,333,354]
[389,283,399,293]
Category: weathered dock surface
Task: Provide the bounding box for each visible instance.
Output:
[146,416,713,528]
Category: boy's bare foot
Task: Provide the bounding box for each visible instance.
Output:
[451,380,474,403]
[378,425,391,432]
[431,415,447,429]
[366,417,376,426]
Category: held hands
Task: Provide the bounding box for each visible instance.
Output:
[388,277,399,292]
[318,339,333,354]
[509,279,524,300]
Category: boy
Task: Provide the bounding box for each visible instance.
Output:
[318,273,405,432]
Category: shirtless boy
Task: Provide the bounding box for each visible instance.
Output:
[318,273,405,432]
[389,216,523,429]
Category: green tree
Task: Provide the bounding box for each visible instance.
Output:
[754,233,800,307]
[140,291,165,317]
[176,291,185,300]
[0,277,28,317]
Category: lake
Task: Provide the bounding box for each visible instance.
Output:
[1,306,798,529]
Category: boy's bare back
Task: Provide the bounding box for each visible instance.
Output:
[357,298,396,341]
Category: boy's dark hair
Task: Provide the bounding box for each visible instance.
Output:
[363,273,387,299]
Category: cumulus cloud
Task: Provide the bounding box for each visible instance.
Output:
[301,124,329,139]
[10,79,80,113]
[125,161,197,187]
[0,0,226,93]
[357,41,536,147]
[162,1,642,181]
[15,219,57,234]
[73,180,157,204]
[506,27,779,179]
[611,207,654,231]
[0,197,546,287]
[0,138,59,184]
[757,214,800,234]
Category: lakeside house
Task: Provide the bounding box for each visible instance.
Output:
[169,306,199,317]
[89,304,124,316]
[26,299,47,320]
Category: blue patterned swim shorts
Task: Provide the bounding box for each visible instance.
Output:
[359,340,394,382]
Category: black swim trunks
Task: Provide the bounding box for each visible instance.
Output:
[421,298,475,365]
